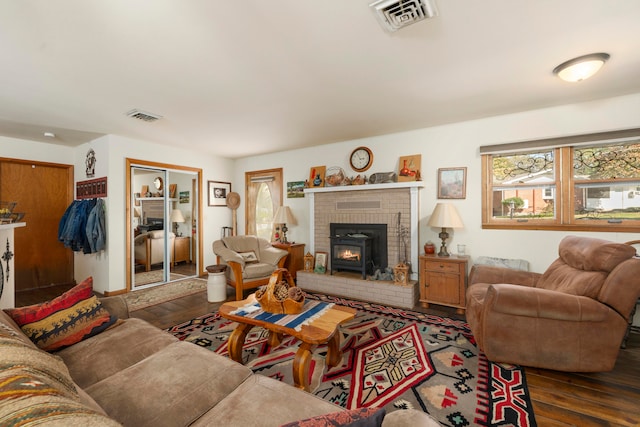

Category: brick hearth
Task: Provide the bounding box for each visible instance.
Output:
[296,271,418,309]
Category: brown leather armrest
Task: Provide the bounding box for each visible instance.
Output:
[484,283,611,322]
[469,265,541,287]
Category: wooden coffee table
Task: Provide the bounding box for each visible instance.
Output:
[219,295,356,391]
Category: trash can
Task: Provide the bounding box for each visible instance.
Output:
[206,264,227,302]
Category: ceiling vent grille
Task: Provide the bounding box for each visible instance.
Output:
[125,109,163,122]
[370,0,438,32]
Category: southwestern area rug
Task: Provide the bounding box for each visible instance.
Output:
[167,294,537,427]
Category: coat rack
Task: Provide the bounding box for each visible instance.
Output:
[76,177,108,199]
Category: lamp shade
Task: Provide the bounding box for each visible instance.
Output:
[427,203,464,228]
[170,209,185,223]
[273,206,295,224]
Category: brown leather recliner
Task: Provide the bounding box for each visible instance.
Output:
[466,236,640,372]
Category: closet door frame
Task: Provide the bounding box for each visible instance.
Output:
[125,158,203,293]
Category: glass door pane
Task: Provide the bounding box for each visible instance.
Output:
[132,167,169,289]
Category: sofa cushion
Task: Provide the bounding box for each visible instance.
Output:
[4,277,118,351]
[223,235,259,253]
[191,374,344,426]
[0,328,119,426]
[244,262,279,279]
[0,332,77,398]
[0,310,36,348]
[55,317,178,389]
[280,407,386,427]
[85,341,253,427]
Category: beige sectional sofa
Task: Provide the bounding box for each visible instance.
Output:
[0,295,439,426]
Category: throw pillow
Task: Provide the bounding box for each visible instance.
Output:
[5,277,117,352]
[280,407,386,427]
[238,250,259,264]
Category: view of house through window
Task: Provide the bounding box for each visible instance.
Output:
[482,129,640,231]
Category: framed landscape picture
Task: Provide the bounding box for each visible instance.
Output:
[437,167,467,199]
[287,181,305,198]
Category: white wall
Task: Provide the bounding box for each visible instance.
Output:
[235,92,640,274]
[1,134,235,294]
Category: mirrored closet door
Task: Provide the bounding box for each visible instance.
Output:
[126,159,203,291]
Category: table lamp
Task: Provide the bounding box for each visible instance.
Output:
[427,203,464,257]
[273,206,295,243]
[170,209,185,236]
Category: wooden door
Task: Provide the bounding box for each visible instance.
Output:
[0,159,74,290]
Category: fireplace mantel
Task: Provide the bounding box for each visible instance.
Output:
[304,182,424,280]
[304,181,424,194]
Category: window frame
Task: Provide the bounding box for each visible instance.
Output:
[481,128,640,232]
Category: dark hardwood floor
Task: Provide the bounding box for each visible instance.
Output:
[15,281,640,427]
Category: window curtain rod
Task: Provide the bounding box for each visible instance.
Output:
[479,127,640,155]
[250,176,275,183]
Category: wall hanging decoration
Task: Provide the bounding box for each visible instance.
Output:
[308,166,326,188]
[398,154,421,182]
[85,148,96,178]
[437,167,467,199]
[208,181,231,207]
[287,181,305,198]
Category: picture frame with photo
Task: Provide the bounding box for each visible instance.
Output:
[437,167,467,199]
[208,181,232,207]
[314,251,328,274]
[179,191,190,203]
[287,181,305,198]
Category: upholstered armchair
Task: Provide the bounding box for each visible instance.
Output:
[134,230,175,272]
[466,236,640,372]
[213,235,288,301]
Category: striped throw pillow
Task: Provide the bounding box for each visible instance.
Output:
[5,277,117,351]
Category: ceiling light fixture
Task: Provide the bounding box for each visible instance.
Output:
[43,132,56,138]
[553,53,610,82]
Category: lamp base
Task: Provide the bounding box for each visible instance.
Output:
[438,228,450,257]
[281,224,289,244]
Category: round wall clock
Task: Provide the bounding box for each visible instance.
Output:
[349,146,373,172]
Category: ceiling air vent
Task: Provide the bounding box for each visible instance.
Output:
[370,0,438,32]
[125,109,163,123]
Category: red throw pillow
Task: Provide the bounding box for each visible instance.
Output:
[280,407,386,427]
[5,277,117,351]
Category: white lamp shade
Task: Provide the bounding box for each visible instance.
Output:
[427,203,464,228]
[170,209,185,223]
[273,206,295,225]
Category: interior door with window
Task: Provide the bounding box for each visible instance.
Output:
[245,168,282,240]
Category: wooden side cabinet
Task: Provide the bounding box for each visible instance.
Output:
[419,254,469,314]
[173,236,190,265]
[272,242,305,280]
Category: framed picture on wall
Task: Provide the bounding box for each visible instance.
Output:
[437,167,467,199]
[287,181,305,198]
[208,181,231,207]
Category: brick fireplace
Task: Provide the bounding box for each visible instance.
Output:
[297,182,424,309]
